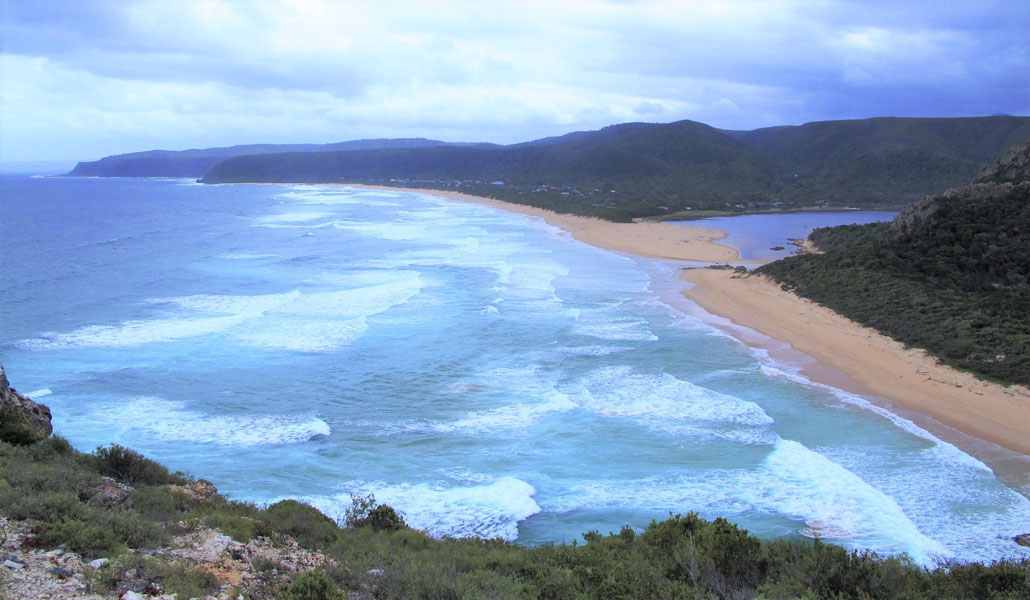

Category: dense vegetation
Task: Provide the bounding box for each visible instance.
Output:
[759,142,1030,386]
[196,116,1030,220]
[67,138,482,178]
[2,431,1029,599]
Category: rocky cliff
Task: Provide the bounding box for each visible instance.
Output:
[889,140,1030,240]
[0,364,52,444]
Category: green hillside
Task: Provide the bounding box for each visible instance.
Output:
[727,116,1030,206]
[758,140,1030,386]
[199,116,1030,220]
[202,120,781,221]
[67,138,482,178]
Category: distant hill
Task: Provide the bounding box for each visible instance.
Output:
[198,116,1030,220]
[67,139,491,178]
[72,116,1030,220]
[725,116,1030,207]
[202,120,782,220]
[758,140,1030,385]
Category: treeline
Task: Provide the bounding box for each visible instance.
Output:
[3,433,1029,600]
[194,116,1030,220]
[759,142,1030,386]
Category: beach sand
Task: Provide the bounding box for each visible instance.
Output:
[681,268,1030,456]
[351,184,1030,457]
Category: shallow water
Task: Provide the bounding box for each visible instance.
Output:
[673,212,898,261]
[1,176,1027,565]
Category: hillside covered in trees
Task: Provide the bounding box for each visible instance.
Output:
[195,116,1030,220]
[758,141,1030,386]
[67,139,493,178]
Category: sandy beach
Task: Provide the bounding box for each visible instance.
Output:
[681,268,1030,456]
[352,184,1030,457]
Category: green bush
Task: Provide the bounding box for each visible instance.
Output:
[344,493,407,532]
[93,444,186,486]
[0,407,39,446]
[266,499,340,549]
[277,570,344,600]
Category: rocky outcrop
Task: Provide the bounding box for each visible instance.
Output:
[976,140,1030,185]
[0,364,52,444]
[889,140,1030,241]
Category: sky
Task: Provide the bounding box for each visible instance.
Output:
[2,0,1028,162]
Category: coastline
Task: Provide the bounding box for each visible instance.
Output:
[681,268,1030,457]
[351,183,1030,459]
[345,184,741,263]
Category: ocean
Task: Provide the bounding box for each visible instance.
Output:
[2,175,1028,566]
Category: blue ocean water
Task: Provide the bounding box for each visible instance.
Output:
[2,175,1028,565]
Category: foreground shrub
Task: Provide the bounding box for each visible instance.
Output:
[93,444,186,486]
[278,569,344,600]
[266,499,340,549]
[344,494,407,532]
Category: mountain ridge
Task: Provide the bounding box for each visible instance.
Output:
[71,116,1030,221]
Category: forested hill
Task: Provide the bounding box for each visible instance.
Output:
[198,116,1030,220]
[67,138,489,178]
[758,140,1030,386]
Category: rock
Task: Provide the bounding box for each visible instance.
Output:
[121,591,145,600]
[88,557,109,569]
[1014,533,1030,547]
[168,478,220,504]
[0,363,53,444]
[47,566,74,579]
[89,477,135,506]
[4,559,26,569]
[976,140,1030,185]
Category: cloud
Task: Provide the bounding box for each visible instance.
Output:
[1,0,1028,160]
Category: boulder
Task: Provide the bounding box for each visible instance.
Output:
[0,364,53,444]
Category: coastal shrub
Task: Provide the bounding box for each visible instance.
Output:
[93,443,186,486]
[28,434,73,459]
[131,485,190,522]
[152,562,221,599]
[203,512,257,543]
[0,407,39,446]
[266,499,340,549]
[41,519,124,559]
[344,493,407,531]
[94,555,220,598]
[277,569,344,600]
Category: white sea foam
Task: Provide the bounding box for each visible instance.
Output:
[98,397,330,446]
[571,304,658,341]
[427,393,577,434]
[22,273,425,352]
[571,365,774,427]
[256,211,335,224]
[755,357,993,473]
[759,439,950,564]
[332,221,429,241]
[26,388,52,398]
[19,315,249,350]
[218,252,280,260]
[310,477,540,540]
[552,345,634,357]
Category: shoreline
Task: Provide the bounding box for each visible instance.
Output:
[681,268,1030,457]
[349,183,1030,459]
[345,184,742,263]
